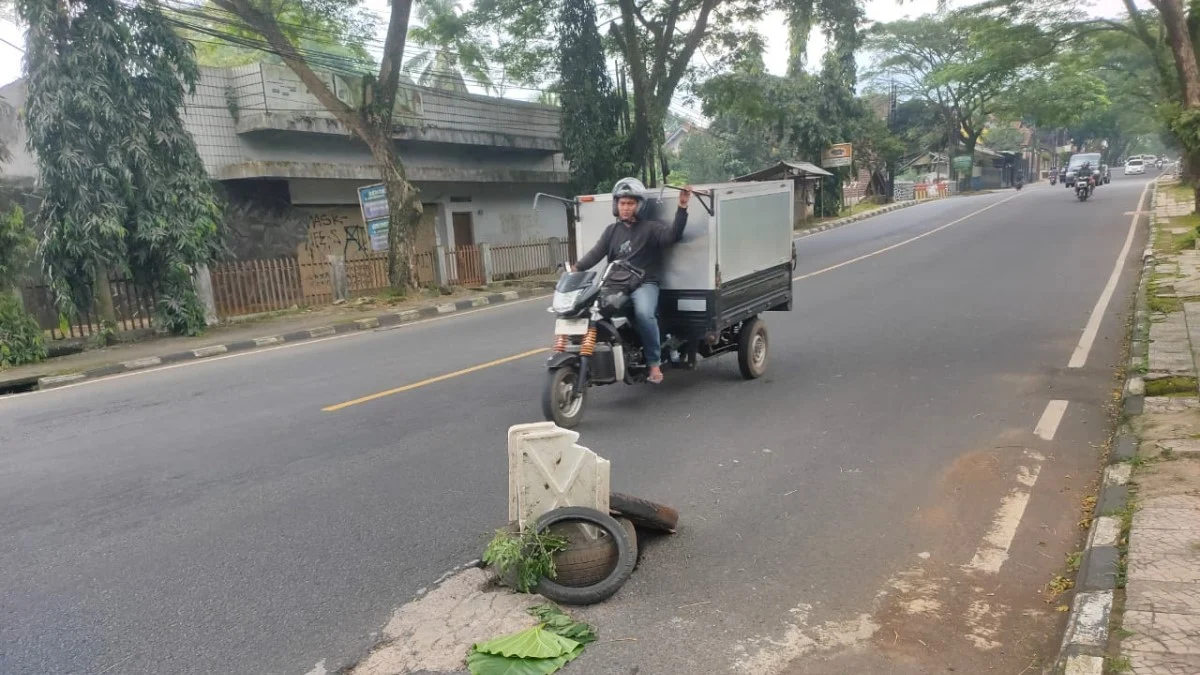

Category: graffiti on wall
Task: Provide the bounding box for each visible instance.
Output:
[296,206,372,300]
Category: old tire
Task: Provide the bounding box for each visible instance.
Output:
[610,492,679,533]
[542,367,586,429]
[737,318,768,380]
[534,507,636,606]
[546,517,637,587]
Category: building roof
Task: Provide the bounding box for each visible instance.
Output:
[734,160,834,182]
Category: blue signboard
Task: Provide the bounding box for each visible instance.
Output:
[357,184,390,250]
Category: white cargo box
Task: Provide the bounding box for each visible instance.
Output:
[574,180,795,292]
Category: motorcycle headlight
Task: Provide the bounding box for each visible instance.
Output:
[552,289,582,313]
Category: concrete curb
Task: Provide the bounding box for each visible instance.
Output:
[793,198,930,238]
[1053,179,1158,675]
[33,287,549,391]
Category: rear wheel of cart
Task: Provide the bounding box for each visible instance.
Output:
[737,317,768,380]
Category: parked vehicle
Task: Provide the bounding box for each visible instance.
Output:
[1014,170,1024,190]
[1125,158,1146,175]
[539,180,796,428]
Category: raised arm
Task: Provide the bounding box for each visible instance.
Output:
[655,187,693,247]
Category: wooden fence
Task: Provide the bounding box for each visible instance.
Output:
[205,237,566,320]
[21,277,158,341]
[210,258,304,318]
[444,245,486,286]
[491,240,569,280]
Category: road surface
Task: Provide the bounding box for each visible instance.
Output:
[0,173,1154,674]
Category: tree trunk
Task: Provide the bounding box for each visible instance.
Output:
[366,134,422,293]
[93,261,116,327]
[1159,0,1200,107]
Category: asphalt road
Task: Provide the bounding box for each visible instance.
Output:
[0,173,1155,674]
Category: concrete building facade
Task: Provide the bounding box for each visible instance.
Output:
[0,63,571,268]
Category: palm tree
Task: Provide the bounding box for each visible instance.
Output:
[406,0,493,95]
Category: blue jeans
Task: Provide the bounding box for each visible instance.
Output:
[631,282,661,367]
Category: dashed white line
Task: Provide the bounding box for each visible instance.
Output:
[1034,400,1069,441]
[1068,180,1154,368]
[965,450,1047,574]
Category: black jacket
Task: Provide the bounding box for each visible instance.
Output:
[576,207,688,283]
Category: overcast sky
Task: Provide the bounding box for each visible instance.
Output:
[0,0,1140,101]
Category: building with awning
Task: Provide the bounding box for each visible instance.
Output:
[734,160,834,224]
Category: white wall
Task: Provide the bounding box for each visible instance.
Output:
[285,178,568,247]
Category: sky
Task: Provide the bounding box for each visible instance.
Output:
[0,0,1141,99]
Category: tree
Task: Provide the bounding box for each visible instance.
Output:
[1115,0,1200,206]
[983,125,1025,151]
[406,0,493,94]
[557,0,623,194]
[18,0,223,335]
[671,132,737,184]
[207,0,424,293]
[865,12,1065,184]
[476,0,866,186]
[168,0,375,71]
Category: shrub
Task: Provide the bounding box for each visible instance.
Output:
[0,292,47,367]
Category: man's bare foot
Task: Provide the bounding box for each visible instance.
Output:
[647,366,664,384]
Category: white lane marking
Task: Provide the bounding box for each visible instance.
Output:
[792,195,976,240]
[793,191,1026,282]
[1034,400,1069,441]
[965,449,1046,574]
[0,295,550,401]
[1068,180,1154,368]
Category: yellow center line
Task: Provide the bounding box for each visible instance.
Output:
[322,347,550,412]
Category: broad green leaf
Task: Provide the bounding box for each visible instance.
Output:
[466,644,585,675]
[526,604,597,645]
[473,626,578,659]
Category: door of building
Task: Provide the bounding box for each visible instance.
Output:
[451,212,482,285]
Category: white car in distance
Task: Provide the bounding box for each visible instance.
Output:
[1125,158,1146,175]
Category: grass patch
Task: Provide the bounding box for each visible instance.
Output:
[1107,655,1133,673]
[1168,183,1193,204]
[1067,551,1083,572]
[1144,376,1199,396]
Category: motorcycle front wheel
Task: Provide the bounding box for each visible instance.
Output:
[543,366,587,428]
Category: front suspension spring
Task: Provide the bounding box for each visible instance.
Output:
[580,327,597,356]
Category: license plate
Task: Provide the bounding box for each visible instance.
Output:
[555,318,589,336]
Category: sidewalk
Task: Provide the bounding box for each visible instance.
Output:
[1059,179,1200,674]
[0,279,553,393]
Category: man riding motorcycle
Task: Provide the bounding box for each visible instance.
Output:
[572,179,693,384]
[1075,160,1098,198]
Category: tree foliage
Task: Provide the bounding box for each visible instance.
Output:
[18,0,224,335]
[556,0,623,194]
[476,0,865,185]
[866,13,1034,157]
[696,40,899,209]
[407,0,493,93]
[0,291,46,367]
[0,205,33,289]
[168,0,375,71]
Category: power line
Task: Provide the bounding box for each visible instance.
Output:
[0,35,23,53]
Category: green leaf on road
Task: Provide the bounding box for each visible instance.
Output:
[466,644,584,675]
[526,604,597,644]
[473,625,579,659]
